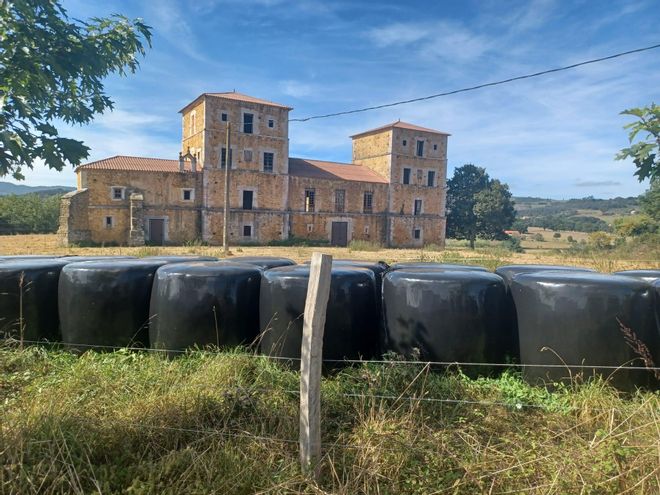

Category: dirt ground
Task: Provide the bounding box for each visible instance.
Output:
[1,234,658,271]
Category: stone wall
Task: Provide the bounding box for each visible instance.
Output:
[57,189,91,246]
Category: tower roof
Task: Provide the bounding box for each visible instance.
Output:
[351,120,450,138]
[179,91,292,113]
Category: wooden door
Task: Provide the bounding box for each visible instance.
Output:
[149,219,165,245]
[331,221,348,247]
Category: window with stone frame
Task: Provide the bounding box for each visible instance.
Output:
[403,168,411,185]
[413,228,421,240]
[414,199,423,215]
[263,152,274,173]
[243,113,254,134]
[243,225,252,237]
[104,216,114,229]
[363,191,373,213]
[427,170,436,187]
[182,188,194,201]
[416,169,423,184]
[334,189,345,212]
[416,140,424,157]
[220,148,233,168]
[243,149,253,163]
[304,189,315,212]
[111,187,125,200]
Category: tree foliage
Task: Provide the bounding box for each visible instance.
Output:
[639,179,660,221]
[616,104,659,182]
[613,214,657,237]
[0,192,61,233]
[446,164,516,248]
[0,0,152,179]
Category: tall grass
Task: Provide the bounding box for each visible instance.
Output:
[1,345,658,494]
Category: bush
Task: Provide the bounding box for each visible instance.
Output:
[501,236,523,253]
[532,233,544,242]
[553,232,561,238]
[588,231,615,250]
[567,235,575,243]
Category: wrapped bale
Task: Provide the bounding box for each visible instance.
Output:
[511,271,660,389]
[614,270,660,283]
[259,265,379,362]
[150,262,262,356]
[390,262,489,272]
[143,255,218,263]
[0,259,72,342]
[382,269,513,371]
[59,260,169,351]
[220,256,295,269]
[0,255,61,262]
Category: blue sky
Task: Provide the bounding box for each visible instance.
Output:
[14,0,660,199]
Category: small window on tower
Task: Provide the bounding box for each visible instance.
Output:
[221,148,233,168]
[111,187,125,200]
[243,113,254,134]
[307,224,313,233]
[221,113,228,122]
[416,140,424,157]
[414,199,423,215]
[244,149,253,163]
[402,139,407,146]
[363,191,373,213]
[304,189,315,212]
[268,119,274,128]
[403,168,411,185]
[105,216,114,229]
[413,228,421,240]
[182,188,194,201]
[243,225,252,237]
[433,144,438,151]
[263,152,274,173]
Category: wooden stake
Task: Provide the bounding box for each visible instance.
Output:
[222,122,231,256]
[299,252,332,478]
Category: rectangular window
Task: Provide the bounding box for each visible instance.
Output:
[244,149,253,163]
[268,119,274,128]
[427,170,436,187]
[243,113,254,134]
[105,216,113,229]
[304,189,315,212]
[307,223,313,233]
[182,189,194,201]
[334,189,345,213]
[190,113,196,135]
[416,169,423,183]
[221,112,228,122]
[363,191,373,213]
[416,140,424,157]
[403,168,411,185]
[263,152,274,173]
[242,190,254,210]
[220,148,233,168]
[414,199,423,215]
[243,225,252,237]
[433,144,438,150]
[111,187,124,200]
[402,139,407,146]
[413,228,421,240]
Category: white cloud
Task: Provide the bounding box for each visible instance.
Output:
[279,80,315,98]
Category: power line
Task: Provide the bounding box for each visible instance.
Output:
[290,43,660,123]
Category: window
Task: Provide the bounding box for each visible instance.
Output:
[182,188,194,201]
[363,191,373,213]
[433,144,437,151]
[268,119,274,128]
[263,152,274,173]
[413,228,421,240]
[243,113,254,134]
[416,169,423,183]
[304,189,315,212]
[111,187,124,200]
[244,150,253,163]
[307,223,313,233]
[427,170,436,187]
[414,199,423,215]
[243,225,252,237]
[416,140,424,157]
[190,112,196,135]
[335,189,345,213]
[221,112,228,122]
[242,190,254,210]
[104,216,114,229]
[364,225,370,235]
[402,139,407,146]
[220,147,233,168]
[403,168,411,185]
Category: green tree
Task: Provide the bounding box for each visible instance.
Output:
[446,164,516,248]
[0,0,152,179]
[639,179,660,221]
[612,214,657,237]
[0,192,61,233]
[616,104,659,182]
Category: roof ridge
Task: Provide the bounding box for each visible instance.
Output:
[290,157,362,167]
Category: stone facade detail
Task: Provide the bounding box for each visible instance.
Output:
[59,92,449,248]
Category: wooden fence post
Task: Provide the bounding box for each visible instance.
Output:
[299,252,332,478]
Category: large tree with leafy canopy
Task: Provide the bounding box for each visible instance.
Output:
[0,0,152,179]
[616,104,659,183]
[446,164,516,248]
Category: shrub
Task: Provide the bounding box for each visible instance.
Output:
[501,236,523,253]
[588,231,615,250]
[553,232,561,238]
[532,233,544,242]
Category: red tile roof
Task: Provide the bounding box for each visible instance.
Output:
[179,92,292,113]
[76,156,193,173]
[288,158,388,184]
[351,120,450,138]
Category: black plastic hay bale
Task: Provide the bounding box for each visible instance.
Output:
[61,255,137,262]
[389,262,489,272]
[259,265,379,362]
[614,270,660,283]
[220,256,296,269]
[0,259,72,342]
[510,271,660,390]
[495,264,596,287]
[0,255,62,262]
[143,255,219,263]
[59,260,169,351]
[382,269,513,372]
[149,262,262,356]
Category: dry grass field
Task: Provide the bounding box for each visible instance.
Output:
[1,233,658,271]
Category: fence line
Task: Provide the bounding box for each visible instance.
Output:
[5,338,660,371]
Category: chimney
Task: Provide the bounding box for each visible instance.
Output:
[178,152,185,172]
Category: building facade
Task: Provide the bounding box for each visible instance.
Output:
[58,92,449,248]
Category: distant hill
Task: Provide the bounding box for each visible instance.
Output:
[0,182,75,196]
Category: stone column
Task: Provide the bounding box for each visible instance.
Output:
[128,192,146,246]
